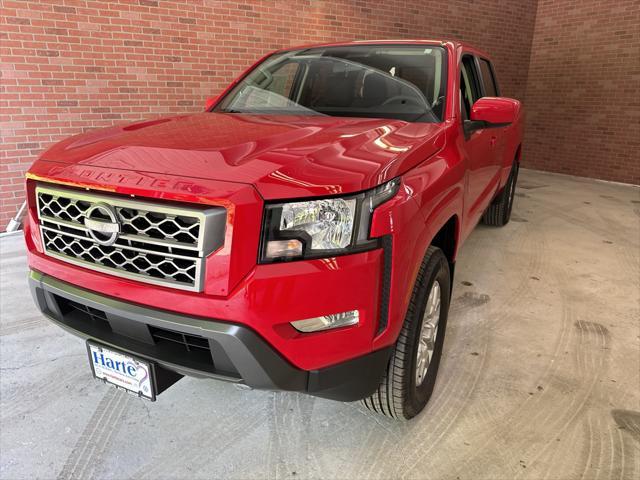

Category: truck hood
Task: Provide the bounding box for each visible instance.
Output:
[39,112,445,199]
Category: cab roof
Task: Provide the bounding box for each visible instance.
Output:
[277,39,492,60]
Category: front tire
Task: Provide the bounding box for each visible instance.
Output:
[361,246,450,420]
[483,161,519,226]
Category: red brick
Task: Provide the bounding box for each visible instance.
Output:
[3,0,633,229]
[522,0,639,185]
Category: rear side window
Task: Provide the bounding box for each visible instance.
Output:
[478,59,498,97]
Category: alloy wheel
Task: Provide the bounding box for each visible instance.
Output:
[415,280,441,386]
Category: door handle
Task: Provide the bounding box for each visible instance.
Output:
[490,136,497,147]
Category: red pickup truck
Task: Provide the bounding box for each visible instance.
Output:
[25,40,523,419]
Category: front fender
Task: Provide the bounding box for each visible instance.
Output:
[369,148,463,349]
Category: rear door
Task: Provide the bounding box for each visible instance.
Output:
[460,54,497,231]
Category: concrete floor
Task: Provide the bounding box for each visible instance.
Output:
[1,169,639,480]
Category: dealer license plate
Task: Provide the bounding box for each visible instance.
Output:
[87,342,155,400]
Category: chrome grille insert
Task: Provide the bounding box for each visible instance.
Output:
[36,185,226,292]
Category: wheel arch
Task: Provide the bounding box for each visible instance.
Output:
[498,143,522,192]
[514,143,522,164]
[429,214,459,263]
[428,214,459,290]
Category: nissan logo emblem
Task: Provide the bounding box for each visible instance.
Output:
[84,203,121,246]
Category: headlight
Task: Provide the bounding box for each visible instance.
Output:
[260,179,399,262]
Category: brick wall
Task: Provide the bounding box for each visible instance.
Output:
[523,0,640,184]
[0,0,540,228]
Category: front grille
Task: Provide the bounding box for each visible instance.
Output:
[36,184,226,291]
[39,194,202,246]
[41,229,199,286]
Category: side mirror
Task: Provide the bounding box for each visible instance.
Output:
[470,97,520,127]
[204,95,219,111]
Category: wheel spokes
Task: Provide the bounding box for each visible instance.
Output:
[415,280,442,386]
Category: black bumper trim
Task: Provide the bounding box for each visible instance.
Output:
[377,235,393,334]
[29,270,391,402]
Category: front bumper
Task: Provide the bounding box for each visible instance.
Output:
[30,270,392,401]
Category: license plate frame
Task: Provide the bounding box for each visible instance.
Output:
[87,342,156,401]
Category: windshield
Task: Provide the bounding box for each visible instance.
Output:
[214,45,447,123]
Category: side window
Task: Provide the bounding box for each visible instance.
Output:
[235,62,302,109]
[478,59,498,97]
[459,55,481,120]
[269,62,300,99]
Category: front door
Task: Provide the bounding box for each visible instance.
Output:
[459,55,500,237]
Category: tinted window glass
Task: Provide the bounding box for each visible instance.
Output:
[215,45,447,123]
[269,62,300,98]
[460,55,481,120]
[479,59,498,97]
